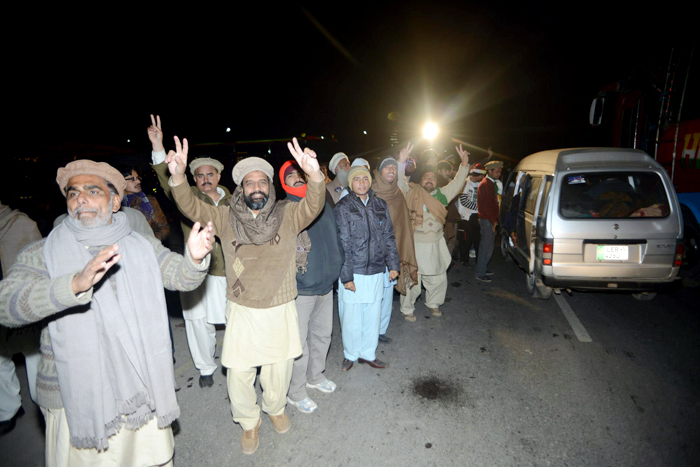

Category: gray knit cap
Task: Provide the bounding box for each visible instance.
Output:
[231,157,275,185]
[378,156,398,172]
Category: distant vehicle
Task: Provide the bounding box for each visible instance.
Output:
[589,46,699,285]
[499,148,683,300]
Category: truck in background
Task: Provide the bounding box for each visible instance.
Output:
[589,45,699,285]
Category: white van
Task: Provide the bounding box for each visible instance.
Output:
[499,148,684,300]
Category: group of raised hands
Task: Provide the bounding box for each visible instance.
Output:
[396,141,471,168]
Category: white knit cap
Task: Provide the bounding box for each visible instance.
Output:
[329,152,349,174]
[351,158,370,168]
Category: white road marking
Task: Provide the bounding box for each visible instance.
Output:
[554,294,593,342]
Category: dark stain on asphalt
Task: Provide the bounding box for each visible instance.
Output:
[451,282,462,287]
[553,333,559,337]
[444,297,452,302]
[412,376,461,403]
[425,443,432,448]
[480,347,488,353]
[623,351,636,359]
[630,395,645,413]
[563,333,572,340]
[187,377,194,382]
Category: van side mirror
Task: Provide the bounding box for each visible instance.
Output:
[589,98,605,126]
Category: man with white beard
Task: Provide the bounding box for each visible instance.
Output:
[326,152,350,205]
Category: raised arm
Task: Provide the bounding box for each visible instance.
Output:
[148,114,176,201]
[440,144,471,202]
[396,141,413,195]
[167,136,227,235]
[286,137,326,233]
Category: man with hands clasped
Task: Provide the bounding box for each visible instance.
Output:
[165,135,326,455]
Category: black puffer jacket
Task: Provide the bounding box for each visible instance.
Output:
[334,189,400,284]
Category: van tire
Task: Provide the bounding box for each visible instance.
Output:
[632,292,657,300]
[500,235,511,261]
[526,271,553,300]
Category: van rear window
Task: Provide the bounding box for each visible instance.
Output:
[559,172,670,219]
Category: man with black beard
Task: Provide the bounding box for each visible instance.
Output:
[149,114,232,389]
[326,152,350,204]
[166,136,326,455]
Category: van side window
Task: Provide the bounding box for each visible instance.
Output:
[525,177,543,214]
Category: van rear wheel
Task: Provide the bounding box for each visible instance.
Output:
[526,271,553,300]
[632,292,657,300]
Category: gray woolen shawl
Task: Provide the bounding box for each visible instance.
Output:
[44,212,179,450]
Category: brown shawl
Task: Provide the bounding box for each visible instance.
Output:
[371,171,418,294]
[229,183,289,245]
[404,182,448,229]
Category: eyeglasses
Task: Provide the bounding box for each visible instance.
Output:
[125,176,141,182]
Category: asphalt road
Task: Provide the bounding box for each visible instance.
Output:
[2,250,699,467]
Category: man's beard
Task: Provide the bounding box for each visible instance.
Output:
[421,183,434,192]
[337,168,349,187]
[67,207,112,229]
[244,191,269,210]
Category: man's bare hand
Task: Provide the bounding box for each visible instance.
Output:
[456,144,470,167]
[165,136,188,184]
[287,137,323,183]
[398,141,414,164]
[187,221,215,263]
[72,245,121,295]
[343,281,356,292]
[148,114,164,152]
[389,270,399,280]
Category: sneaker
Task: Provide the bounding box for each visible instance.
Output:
[486,270,495,276]
[429,307,442,316]
[404,313,417,322]
[475,275,492,283]
[469,248,476,258]
[378,334,393,344]
[268,412,291,434]
[199,374,214,388]
[306,379,337,393]
[287,396,318,414]
[241,418,262,455]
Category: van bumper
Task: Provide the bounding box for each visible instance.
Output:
[541,276,679,292]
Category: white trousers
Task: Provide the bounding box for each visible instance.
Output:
[1,341,40,421]
[180,275,227,376]
[400,271,448,315]
[42,407,174,467]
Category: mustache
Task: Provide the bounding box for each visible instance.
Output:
[292,181,305,187]
[73,208,98,215]
[249,191,266,198]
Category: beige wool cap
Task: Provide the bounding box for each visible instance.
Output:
[189,157,224,175]
[329,152,349,174]
[56,160,127,198]
[485,160,504,170]
[347,165,372,191]
[231,157,274,185]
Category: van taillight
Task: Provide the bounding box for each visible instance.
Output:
[675,243,684,267]
[543,241,553,265]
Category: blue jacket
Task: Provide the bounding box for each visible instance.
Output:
[334,189,400,284]
[287,194,343,296]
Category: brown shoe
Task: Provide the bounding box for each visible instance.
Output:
[342,358,354,371]
[358,358,388,369]
[404,313,416,322]
[429,307,442,317]
[241,418,262,455]
[268,412,291,434]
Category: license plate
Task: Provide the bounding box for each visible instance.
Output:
[596,245,628,261]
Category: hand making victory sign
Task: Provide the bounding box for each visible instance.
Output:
[287,137,324,183]
[398,141,414,164]
[455,143,470,167]
[148,114,164,152]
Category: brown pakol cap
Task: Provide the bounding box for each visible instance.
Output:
[56,160,127,198]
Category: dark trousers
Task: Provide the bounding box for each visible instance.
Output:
[457,216,481,264]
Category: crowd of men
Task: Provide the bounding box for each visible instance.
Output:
[0,115,503,465]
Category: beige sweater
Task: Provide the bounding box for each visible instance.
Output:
[171,178,325,308]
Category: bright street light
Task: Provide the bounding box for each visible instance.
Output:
[423,122,439,140]
[226,127,231,133]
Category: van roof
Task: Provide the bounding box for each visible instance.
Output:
[518,148,657,173]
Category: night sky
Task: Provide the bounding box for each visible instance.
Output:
[14,3,695,165]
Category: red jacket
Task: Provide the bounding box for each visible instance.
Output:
[477,178,499,224]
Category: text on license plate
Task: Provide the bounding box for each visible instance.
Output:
[596,245,628,260]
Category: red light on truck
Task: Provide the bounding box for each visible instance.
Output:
[543,259,552,265]
[543,243,553,253]
[675,243,684,267]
